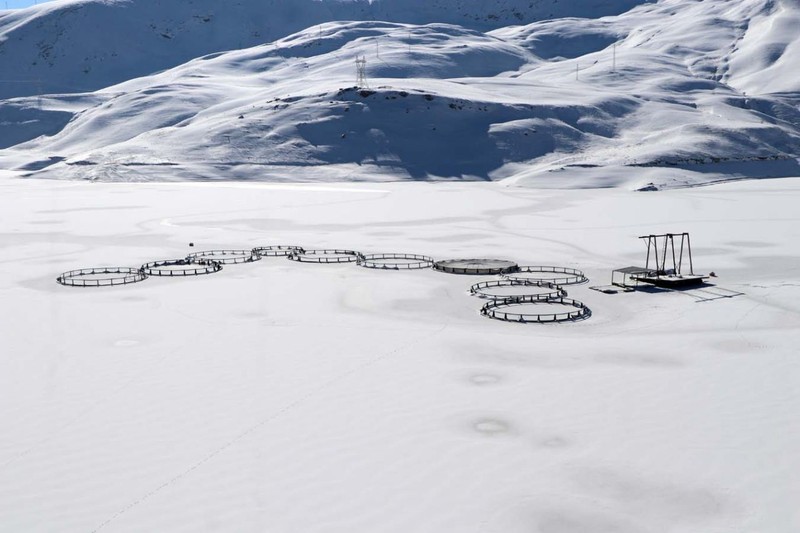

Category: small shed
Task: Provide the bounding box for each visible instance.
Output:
[611,266,654,288]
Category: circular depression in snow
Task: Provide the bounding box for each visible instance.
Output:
[114,339,140,348]
[473,418,513,436]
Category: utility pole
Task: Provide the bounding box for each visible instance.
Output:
[375,36,380,59]
[612,43,617,72]
[575,63,579,81]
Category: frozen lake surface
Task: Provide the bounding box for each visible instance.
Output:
[1,176,798,532]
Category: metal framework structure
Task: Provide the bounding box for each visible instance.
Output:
[56,245,593,325]
[358,253,434,270]
[141,259,223,277]
[355,55,368,88]
[481,296,591,323]
[606,232,705,289]
[504,266,587,285]
[253,245,305,257]
[433,258,518,276]
[186,249,260,265]
[288,249,363,263]
[641,233,694,276]
[57,267,147,287]
[470,279,566,301]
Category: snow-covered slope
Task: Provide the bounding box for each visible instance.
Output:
[1,0,799,189]
[0,0,648,99]
[726,0,800,95]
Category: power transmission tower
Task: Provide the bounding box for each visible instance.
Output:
[356,55,368,88]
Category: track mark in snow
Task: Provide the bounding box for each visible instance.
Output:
[91,322,448,532]
[0,350,172,473]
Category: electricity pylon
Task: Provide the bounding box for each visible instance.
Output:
[356,55,368,88]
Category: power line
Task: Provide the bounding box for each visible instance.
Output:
[612,43,617,72]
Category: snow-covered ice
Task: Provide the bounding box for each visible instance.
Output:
[0,175,798,532]
[1,0,799,530]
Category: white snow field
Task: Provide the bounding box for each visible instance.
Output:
[0,175,799,532]
[1,0,799,188]
[1,0,799,531]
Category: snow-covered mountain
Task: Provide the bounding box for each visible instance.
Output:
[1,0,799,189]
[0,0,648,99]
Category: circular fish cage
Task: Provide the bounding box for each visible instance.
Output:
[185,249,260,265]
[481,297,591,323]
[288,249,363,263]
[359,253,434,270]
[433,258,519,276]
[141,258,223,277]
[504,266,587,285]
[56,267,147,287]
[470,279,566,301]
[253,245,305,257]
